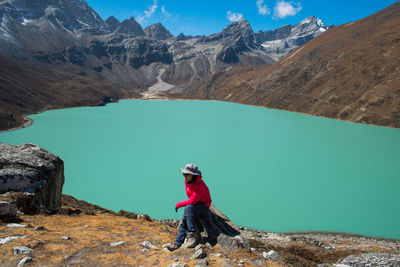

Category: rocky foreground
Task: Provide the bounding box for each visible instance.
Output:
[1,143,399,266]
[0,193,399,267]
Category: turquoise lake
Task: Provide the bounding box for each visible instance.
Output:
[1,100,399,239]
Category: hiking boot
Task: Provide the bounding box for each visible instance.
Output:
[184,231,200,248]
[166,243,180,251]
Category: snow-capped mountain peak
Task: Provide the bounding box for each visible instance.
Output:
[257,16,334,60]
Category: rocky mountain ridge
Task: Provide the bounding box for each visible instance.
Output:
[0,0,330,88]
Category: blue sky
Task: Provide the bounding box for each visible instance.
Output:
[85,0,398,36]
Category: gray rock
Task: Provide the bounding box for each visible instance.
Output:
[7,223,27,228]
[217,234,248,250]
[191,246,206,259]
[167,263,187,267]
[222,262,233,267]
[195,259,208,267]
[263,250,280,260]
[17,256,32,267]
[62,236,71,240]
[13,246,32,255]
[33,226,46,231]
[204,242,213,250]
[340,253,400,266]
[110,241,126,247]
[0,201,18,221]
[162,243,173,248]
[312,239,335,250]
[187,204,246,251]
[248,259,266,266]
[140,240,157,249]
[0,235,26,245]
[0,143,65,211]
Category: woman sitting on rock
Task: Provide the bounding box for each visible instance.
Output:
[167,164,212,251]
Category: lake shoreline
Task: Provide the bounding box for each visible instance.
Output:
[1,94,399,240]
[2,91,400,134]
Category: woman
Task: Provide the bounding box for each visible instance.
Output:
[167,163,212,251]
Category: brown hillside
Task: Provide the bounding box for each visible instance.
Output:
[183,2,400,128]
[0,55,140,131]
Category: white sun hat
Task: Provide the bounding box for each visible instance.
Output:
[179,164,202,176]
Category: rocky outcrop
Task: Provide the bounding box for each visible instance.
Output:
[178,204,247,251]
[0,143,64,211]
[339,253,400,266]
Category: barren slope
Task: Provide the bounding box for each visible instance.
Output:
[0,55,140,131]
[183,2,400,128]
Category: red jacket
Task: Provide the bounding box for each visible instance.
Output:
[176,175,212,209]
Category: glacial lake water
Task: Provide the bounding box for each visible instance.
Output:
[1,100,400,239]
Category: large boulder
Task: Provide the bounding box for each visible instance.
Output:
[0,143,64,211]
[0,201,20,222]
[192,205,248,250]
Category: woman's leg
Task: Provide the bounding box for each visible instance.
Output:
[183,204,197,232]
[175,215,188,246]
[185,202,209,231]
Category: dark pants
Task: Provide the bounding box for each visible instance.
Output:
[175,202,209,246]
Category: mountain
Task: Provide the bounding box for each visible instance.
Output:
[183,2,400,128]
[114,17,145,36]
[105,16,120,31]
[144,23,173,40]
[161,18,275,92]
[195,18,270,65]
[0,0,333,129]
[256,16,334,60]
[0,0,107,55]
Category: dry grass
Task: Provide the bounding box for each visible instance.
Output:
[0,213,284,266]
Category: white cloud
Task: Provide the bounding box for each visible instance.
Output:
[274,1,302,18]
[257,0,270,15]
[137,0,158,24]
[161,5,171,17]
[227,11,243,22]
